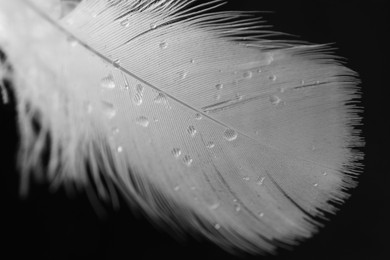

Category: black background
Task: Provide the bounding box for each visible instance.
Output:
[1,0,388,259]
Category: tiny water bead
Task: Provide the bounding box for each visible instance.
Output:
[322,171,328,176]
[215,83,224,90]
[154,93,169,105]
[223,128,238,142]
[235,204,241,212]
[172,148,182,158]
[214,94,221,101]
[101,75,116,89]
[195,113,202,120]
[102,102,117,119]
[120,18,130,27]
[178,71,187,80]
[269,95,281,105]
[159,41,168,49]
[174,186,180,191]
[112,127,120,135]
[269,75,277,81]
[136,116,149,127]
[214,224,221,230]
[257,177,265,186]
[206,141,215,149]
[313,183,319,187]
[259,212,264,218]
[209,202,220,210]
[117,146,123,153]
[243,176,250,181]
[243,71,253,79]
[183,155,193,166]
[150,22,157,29]
[187,125,197,137]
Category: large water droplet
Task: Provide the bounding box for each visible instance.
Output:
[159,41,168,49]
[101,75,116,89]
[187,125,197,137]
[183,155,193,166]
[269,95,281,105]
[223,128,237,141]
[120,18,130,27]
[172,148,182,158]
[136,116,149,127]
[133,93,143,106]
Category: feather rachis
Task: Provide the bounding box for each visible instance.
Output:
[0,0,363,255]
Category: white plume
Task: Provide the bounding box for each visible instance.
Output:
[0,0,364,254]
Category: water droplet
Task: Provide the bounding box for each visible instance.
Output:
[120,18,130,27]
[223,128,237,142]
[117,146,123,153]
[187,125,197,137]
[84,102,93,114]
[67,36,78,47]
[174,186,180,191]
[178,71,187,80]
[322,171,328,176]
[235,93,243,100]
[172,148,182,158]
[159,41,168,49]
[102,102,117,119]
[257,68,262,73]
[154,93,169,107]
[214,94,221,101]
[113,59,121,68]
[209,202,220,210]
[183,155,193,166]
[150,22,157,29]
[257,177,265,185]
[243,177,250,181]
[313,183,319,187]
[235,204,241,212]
[243,71,253,79]
[269,95,281,105]
[279,87,285,93]
[133,93,143,106]
[136,116,149,127]
[101,75,116,89]
[112,127,120,135]
[215,83,224,90]
[269,75,277,81]
[214,224,221,230]
[259,212,264,218]
[190,58,195,64]
[195,113,202,120]
[136,84,144,94]
[206,141,215,149]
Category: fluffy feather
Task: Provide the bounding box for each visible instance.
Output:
[0,0,364,254]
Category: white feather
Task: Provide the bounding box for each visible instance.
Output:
[0,0,363,254]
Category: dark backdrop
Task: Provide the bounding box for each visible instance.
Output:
[1,0,387,259]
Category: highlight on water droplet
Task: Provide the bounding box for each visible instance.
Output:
[112,127,120,135]
[259,212,264,218]
[120,18,130,27]
[101,74,116,89]
[209,202,220,210]
[183,155,193,166]
[214,94,221,101]
[215,83,224,90]
[136,116,149,127]
[174,185,180,191]
[223,128,238,142]
[154,93,170,108]
[150,22,157,29]
[269,95,281,105]
[243,176,250,181]
[172,148,182,158]
[214,223,221,230]
[235,204,241,212]
[313,183,319,187]
[187,125,197,137]
[159,41,168,49]
[117,146,123,153]
[322,171,328,176]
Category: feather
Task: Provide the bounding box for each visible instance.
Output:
[0,0,364,255]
